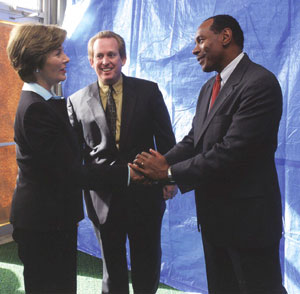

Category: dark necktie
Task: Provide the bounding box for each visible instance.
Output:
[209,73,221,111]
[106,85,117,139]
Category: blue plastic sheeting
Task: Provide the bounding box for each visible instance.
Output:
[62,0,300,293]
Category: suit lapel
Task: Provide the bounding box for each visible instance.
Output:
[194,54,251,147]
[194,79,214,146]
[119,75,137,149]
[85,82,112,142]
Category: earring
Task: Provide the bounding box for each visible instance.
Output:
[35,68,39,73]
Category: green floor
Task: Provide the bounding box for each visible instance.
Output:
[0,241,183,294]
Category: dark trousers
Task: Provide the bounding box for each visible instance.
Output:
[94,193,164,294]
[13,226,78,294]
[202,235,287,294]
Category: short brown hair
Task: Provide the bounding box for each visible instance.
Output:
[7,23,67,83]
[87,31,126,60]
[205,15,244,50]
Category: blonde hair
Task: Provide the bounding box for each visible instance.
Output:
[7,23,66,82]
[87,30,126,60]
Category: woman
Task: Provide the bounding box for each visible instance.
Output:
[7,23,137,293]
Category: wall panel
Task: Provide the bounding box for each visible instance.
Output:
[0,21,22,226]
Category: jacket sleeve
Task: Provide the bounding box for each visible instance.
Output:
[165,118,196,164]
[150,83,176,153]
[23,101,128,191]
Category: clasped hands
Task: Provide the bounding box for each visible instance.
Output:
[129,149,178,200]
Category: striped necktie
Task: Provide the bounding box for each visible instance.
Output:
[106,85,117,140]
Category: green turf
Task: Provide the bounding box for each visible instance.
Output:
[0,241,183,294]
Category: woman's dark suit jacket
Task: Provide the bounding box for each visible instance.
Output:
[11,90,128,231]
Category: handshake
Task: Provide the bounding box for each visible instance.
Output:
[129,149,178,200]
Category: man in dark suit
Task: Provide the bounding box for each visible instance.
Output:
[67,31,176,293]
[132,15,287,294]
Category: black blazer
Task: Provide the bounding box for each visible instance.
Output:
[67,74,176,226]
[11,90,128,231]
[165,54,283,247]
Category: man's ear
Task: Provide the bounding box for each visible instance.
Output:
[89,58,94,67]
[222,28,232,46]
[121,57,127,66]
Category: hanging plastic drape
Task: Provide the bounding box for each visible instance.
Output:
[62,0,300,293]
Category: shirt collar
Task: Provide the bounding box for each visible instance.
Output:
[22,83,60,100]
[220,52,244,87]
[98,75,123,94]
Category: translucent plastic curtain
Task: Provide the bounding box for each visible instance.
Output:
[62,0,300,292]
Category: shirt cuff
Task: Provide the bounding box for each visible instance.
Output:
[127,165,130,186]
[167,166,176,184]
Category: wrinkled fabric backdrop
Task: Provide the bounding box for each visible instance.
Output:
[62,0,300,293]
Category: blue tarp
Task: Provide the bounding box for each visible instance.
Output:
[62,0,300,293]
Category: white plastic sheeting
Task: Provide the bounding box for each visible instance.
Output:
[62,0,300,292]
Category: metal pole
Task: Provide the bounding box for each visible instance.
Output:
[42,0,58,25]
[57,0,67,26]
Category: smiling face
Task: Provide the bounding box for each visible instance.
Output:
[192,19,226,73]
[90,37,126,85]
[37,46,69,91]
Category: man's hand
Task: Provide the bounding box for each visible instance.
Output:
[163,185,178,200]
[129,149,169,181]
